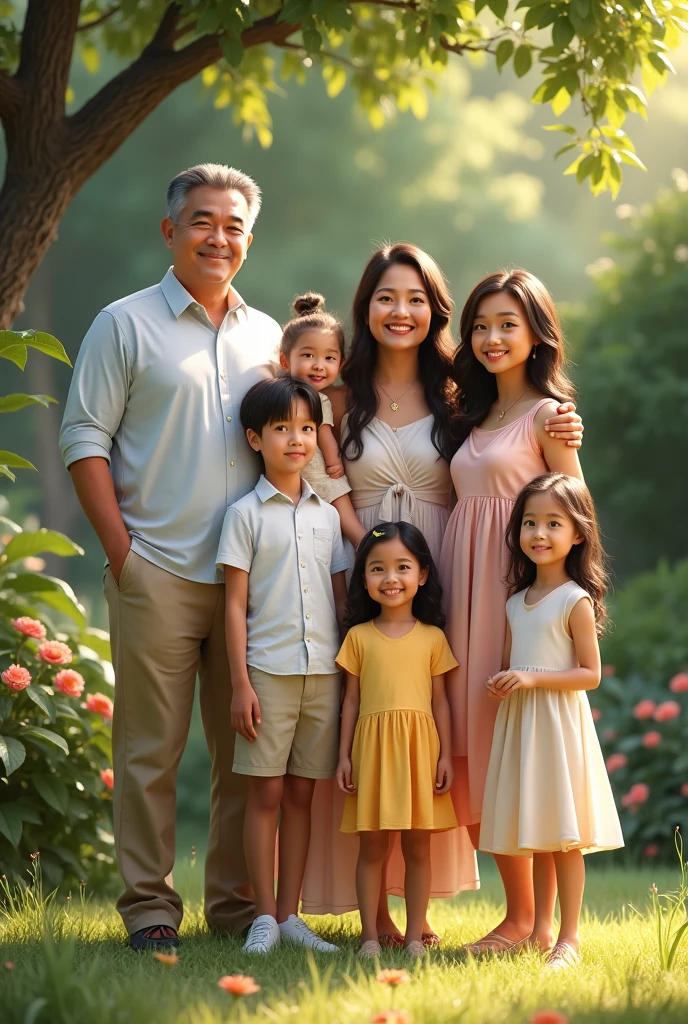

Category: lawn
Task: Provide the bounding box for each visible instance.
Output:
[1,856,687,1024]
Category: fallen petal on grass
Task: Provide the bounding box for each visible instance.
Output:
[154,953,179,965]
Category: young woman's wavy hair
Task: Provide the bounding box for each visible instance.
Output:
[345,521,446,629]
[341,243,457,462]
[452,269,575,450]
[505,473,609,633]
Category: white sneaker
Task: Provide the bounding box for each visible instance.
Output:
[243,914,281,954]
[279,914,339,952]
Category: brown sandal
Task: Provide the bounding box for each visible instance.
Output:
[422,931,441,947]
[378,933,405,948]
[463,932,518,957]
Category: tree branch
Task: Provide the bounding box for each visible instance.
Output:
[67,8,299,184]
[16,0,81,125]
[0,70,23,122]
[77,4,121,32]
[274,39,362,73]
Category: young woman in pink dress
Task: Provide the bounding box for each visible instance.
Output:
[439,269,584,954]
[302,249,583,945]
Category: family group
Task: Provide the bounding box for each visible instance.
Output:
[58,162,623,971]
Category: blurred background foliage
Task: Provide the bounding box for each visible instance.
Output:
[2,40,688,857]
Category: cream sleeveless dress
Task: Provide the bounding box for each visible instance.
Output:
[301,413,479,916]
[479,582,624,856]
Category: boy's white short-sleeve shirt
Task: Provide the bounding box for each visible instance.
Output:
[217,475,348,676]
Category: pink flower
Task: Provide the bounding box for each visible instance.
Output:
[669,673,688,694]
[681,783,688,797]
[602,665,616,678]
[12,616,46,640]
[629,782,650,804]
[621,792,634,808]
[653,700,681,722]
[591,707,602,721]
[54,669,85,698]
[37,640,72,666]
[603,728,617,742]
[100,768,114,790]
[1,665,31,691]
[376,969,410,987]
[85,692,113,721]
[217,975,260,996]
[643,731,662,748]
[3,961,15,970]
[606,753,627,773]
[529,1013,569,1024]
[633,699,656,720]
[372,1013,411,1024]
[645,844,660,858]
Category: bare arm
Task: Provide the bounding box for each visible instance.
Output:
[224,565,261,741]
[488,598,600,697]
[324,384,349,439]
[543,401,584,448]
[331,571,347,637]
[318,423,344,477]
[69,457,131,582]
[431,673,454,794]
[336,671,360,794]
[332,493,367,548]
[535,402,584,479]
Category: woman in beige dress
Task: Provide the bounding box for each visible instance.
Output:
[301,245,582,944]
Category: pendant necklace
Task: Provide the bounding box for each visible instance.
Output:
[497,384,532,421]
[376,380,417,412]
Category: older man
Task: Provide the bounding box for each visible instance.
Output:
[60,164,281,950]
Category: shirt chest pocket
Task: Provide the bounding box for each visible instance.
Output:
[313,528,332,566]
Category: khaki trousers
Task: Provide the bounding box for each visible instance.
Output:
[104,549,254,935]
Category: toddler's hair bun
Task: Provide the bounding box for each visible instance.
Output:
[293,292,326,317]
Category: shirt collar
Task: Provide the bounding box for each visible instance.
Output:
[160,268,248,321]
[255,474,322,506]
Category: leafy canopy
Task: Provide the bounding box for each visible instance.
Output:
[1,0,687,196]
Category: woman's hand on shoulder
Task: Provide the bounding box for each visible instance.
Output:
[435,755,453,795]
[535,401,584,479]
[540,400,583,448]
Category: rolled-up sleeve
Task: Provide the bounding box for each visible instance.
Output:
[59,311,131,469]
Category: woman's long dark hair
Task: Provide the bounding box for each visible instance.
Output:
[345,522,446,629]
[452,269,575,450]
[505,473,609,633]
[341,243,457,462]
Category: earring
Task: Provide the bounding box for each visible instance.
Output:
[531,346,537,360]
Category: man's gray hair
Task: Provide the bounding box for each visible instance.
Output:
[166,163,262,228]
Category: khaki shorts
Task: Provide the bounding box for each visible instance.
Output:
[233,667,340,779]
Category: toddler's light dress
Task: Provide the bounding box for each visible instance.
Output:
[301,393,351,503]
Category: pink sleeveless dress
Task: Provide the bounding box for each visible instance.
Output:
[439,399,550,827]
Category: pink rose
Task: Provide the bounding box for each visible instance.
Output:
[603,728,617,742]
[100,768,114,790]
[633,699,656,720]
[681,783,688,797]
[1,665,31,691]
[602,665,616,677]
[629,782,650,804]
[621,792,634,808]
[670,673,688,694]
[85,692,113,721]
[606,753,627,773]
[12,616,46,640]
[54,669,85,698]
[37,641,73,666]
[653,700,681,722]
[591,707,602,721]
[645,844,660,858]
[643,731,661,748]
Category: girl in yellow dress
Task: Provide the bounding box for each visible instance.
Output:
[336,522,458,959]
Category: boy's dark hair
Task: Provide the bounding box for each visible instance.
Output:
[345,521,446,629]
[240,375,323,435]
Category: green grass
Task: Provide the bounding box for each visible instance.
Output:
[1,858,687,1024]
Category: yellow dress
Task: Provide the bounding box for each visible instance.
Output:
[337,620,459,833]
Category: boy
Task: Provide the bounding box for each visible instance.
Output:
[217,375,348,954]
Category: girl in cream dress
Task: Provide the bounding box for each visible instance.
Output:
[480,473,622,969]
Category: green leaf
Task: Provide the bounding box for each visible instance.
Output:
[220,34,244,68]
[552,15,575,50]
[0,734,26,775]
[0,393,57,413]
[648,51,676,76]
[0,466,16,481]
[25,727,69,756]
[19,330,71,366]
[0,450,36,470]
[513,45,533,78]
[487,0,508,19]
[495,39,514,71]
[7,575,86,628]
[0,333,27,369]
[3,530,84,563]
[0,803,23,846]
[25,685,56,723]
[619,149,647,170]
[81,627,112,662]
[14,800,43,825]
[24,999,48,1024]
[32,774,69,814]
[543,124,577,134]
[0,695,12,721]
[0,515,22,534]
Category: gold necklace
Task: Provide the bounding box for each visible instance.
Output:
[497,385,532,421]
[376,380,417,412]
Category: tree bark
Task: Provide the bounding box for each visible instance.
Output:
[0,3,299,329]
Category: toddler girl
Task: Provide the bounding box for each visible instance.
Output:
[280,293,366,547]
[336,521,458,959]
[480,472,623,969]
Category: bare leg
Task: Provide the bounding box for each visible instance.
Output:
[357,832,390,944]
[243,776,283,919]
[467,823,535,946]
[529,852,557,951]
[400,831,431,946]
[552,849,585,950]
[375,838,434,940]
[276,775,316,923]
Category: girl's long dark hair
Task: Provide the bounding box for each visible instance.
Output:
[341,243,457,462]
[505,473,609,633]
[452,269,575,450]
[345,522,446,629]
